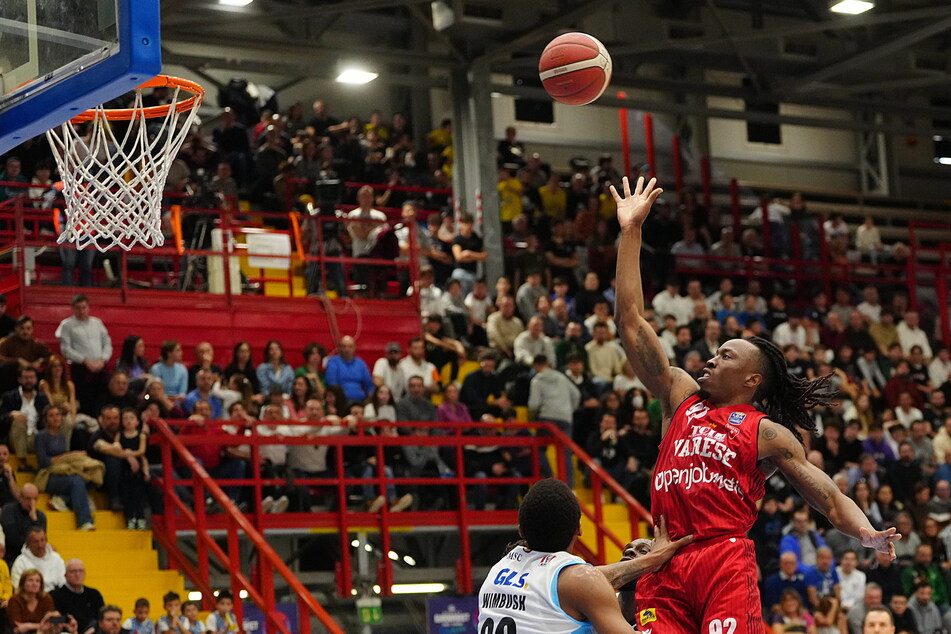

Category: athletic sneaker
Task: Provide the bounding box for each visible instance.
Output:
[271,495,289,514]
[79,522,95,531]
[390,494,413,512]
[261,496,275,513]
[48,496,69,512]
[136,519,148,530]
[127,519,137,530]
[367,495,387,513]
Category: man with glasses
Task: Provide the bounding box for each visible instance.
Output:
[52,559,105,634]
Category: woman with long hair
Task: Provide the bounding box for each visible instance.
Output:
[256,340,294,396]
[364,385,397,423]
[212,373,258,418]
[294,342,327,397]
[870,484,902,529]
[7,569,56,633]
[114,335,153,394]
[284,375,315,421]
[323,385,349,418]
[850,480,881,530]
[769,589,815,634]
[38,355,76,423]
[812,595,841,634]
[223,342,260,394]
[36,406,95,530]
[435,383,470,424]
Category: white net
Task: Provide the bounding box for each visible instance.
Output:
[46,79,202,252]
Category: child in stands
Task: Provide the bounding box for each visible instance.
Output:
[115,408,150,530]
[205,591,240,634]
[156,591,188,634]
[124,598,155,634]
[182,601,208,634]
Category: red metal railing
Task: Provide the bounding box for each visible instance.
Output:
[148,418,651,627]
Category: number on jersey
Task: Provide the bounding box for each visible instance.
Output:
[481,616,517,634]
[709,618,736,634]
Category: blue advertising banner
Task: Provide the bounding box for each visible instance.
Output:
[241,602,299,634]
[426,596,478,634]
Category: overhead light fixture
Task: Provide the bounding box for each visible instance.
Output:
[219,0,254,6]
[336,69,378,85]
[187,592,202,601]
[829,0,874,14]
[391,583,446,595]
[934,157,951,165]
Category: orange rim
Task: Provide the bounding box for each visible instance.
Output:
[70,75,204,123]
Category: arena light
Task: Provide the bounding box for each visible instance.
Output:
[336,69,378,85]
[187,592,202,601]
[829,0,874,14]
[935,157,951,165]
[391,583,446,595]
[239,590,248,599]
[219,0,254,6]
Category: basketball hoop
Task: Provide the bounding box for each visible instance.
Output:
[46,75,204,252]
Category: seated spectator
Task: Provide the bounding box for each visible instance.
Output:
[255,405,293,514]
[86,407,127,512]
[780,506,827,568]
[922,391,947,428]
[395,376,437,423]
[114,336,152,396]
[769,589,814,633]
[91,605,125,634]
[422,315,466,384]
[178,402,247,508]
[11,530,64,591]
[486,296,524,360]
[585,412,647,505]
[403,426,453,511]
[97,373,138,414]
[895,392,924,429]
[885,362,923,409]
[222,342,261,395]
[459,352,510,420]
[464,415,519,511]
[834,550,865,612]
[372,342,405,399]
[865,550,902,604]
[555,322,589,371]
[282,376,315,422]
[862,426,896,467]
[187,342,222,392]
[669,228,706,270]
[0,484,45,566]
[325,336,373,403]
[930,346,951,388]
[927,480,951,524]
[7,568,56,633]
[585,323,625,384]
[908,582,942,633]
[397,338,439,397]
[37,356,77,437]
[762,552,809,610]
[35,407,96,531]
[534,295,562,339]
[574,272,606,319]
[583,300,617,340]
[149,342,188,402]
[436,383,471,424]
[898,311,932,360]
[255,340,294,396]
[363,386,397,423]
[51,559,104,634]
[285,399,352,509]
[440,279,470,341]
[804,546,839,609]
[2,367,51,465]
[0,317,51,395]
[708,227,742,270]
[690,319,721,362]
[844,584,883,634]
[513,317,556,368]
[515,271,548,321]
[122,598,153,634]
[294,343,327,393]
[358,422,413,513]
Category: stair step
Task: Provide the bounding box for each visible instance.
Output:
[50,530,152,550]
[47,511,127,531]
[57,549,157,571]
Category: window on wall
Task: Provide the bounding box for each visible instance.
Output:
[513,75,554,124]
[744,78,781,145]
[932,98,951,164]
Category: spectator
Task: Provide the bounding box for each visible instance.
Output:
[527,355,580,487]
[515,271,548,321]
[460,352,510,420]
[762,552,809,610]
[769,589,815,633]
[464,416,519,511]
[585,323,625,383]
[885,362,923,410]
[836,550,866,612]
[584,300,617,340]
[845,584,883,634]
[805,546,841,609]
[855,216,884,264]
[11,529,64,592]
[55,296,111,417]
[690,319,721,362]
[440,279,470,341]
[294,342,327,392]
[0,317,51,394]
[325,337,373,403]
[372,342,405,399]
[487,296,524,360]
[934,417,951,464]
[222,342,260,395]
[513,317,556,368]
[926,480,951,524]
[7,568,56,633]
[464,279,493,347]
[121,599,153,634]
[870,312,900,357]
[907,582,942,633]
[2,368,51,465]
[900,544,948,606]
[114,336,152,395]
[865,550,903,605]
[930,347,951,388]
[149,342,188,402]
[857,287,883,325]
[773,311,808,349]
[585,412,645,502]
[555,322,589,371]
[669,228,706,270]
[898,311,932,360]
[0,442,19,508]
[187,343,222,392]
[780,506,828,568]
[451,214,486,296]
[403,426,453,512]
[183,369,223,420]
[395,376,437,423]
[155,592,187,634]
[51,559,104,634]
[0,158,28,201]
[255,340,294,397]
[0,484,45,566]
[96,373,138,415]
[422,315,465,383]
[35,406,96,531]
[0,296,14,340]
[397,338,439,397]
[544,220,580,293]
[708,227,742,270]
[436,383,471,424]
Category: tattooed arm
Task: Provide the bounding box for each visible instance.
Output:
[758,420,899,558]
[614,177,698,437]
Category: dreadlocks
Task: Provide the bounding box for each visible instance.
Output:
[746,336,835,444]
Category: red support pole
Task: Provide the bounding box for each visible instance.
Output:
[700,155,713,211]
[729,178,741,238]
[644,113,656,180]
[672,135,683,192]
[617,92,632,178]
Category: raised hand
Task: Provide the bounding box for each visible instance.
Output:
[610,176,664,231]
[860,526,900,559]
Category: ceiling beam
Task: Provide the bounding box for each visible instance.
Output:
[405,3,468,64]
[790,13,951,92]
[609,6,951,58]
[472,0,618,65]
[162,0,427,31]
[805,74,951,97]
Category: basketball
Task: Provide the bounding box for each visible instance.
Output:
[538,32,613,106]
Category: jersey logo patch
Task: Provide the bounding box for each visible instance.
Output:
[539,554,557,566]
[638,608,657,627]
[728,412,746,425]
[685,401,711,423]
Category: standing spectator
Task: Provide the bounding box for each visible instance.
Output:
[0,484,45,566]
[54,296,111,417]
[486,296,524,360]
[450,214,486,296]
[898,311,932,360]
[325,337,373,402]
[855,216,884,264]
[149,342,188,402]
[528,355,580,486]
[255,341,294,396]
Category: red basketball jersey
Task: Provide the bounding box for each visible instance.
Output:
[651,394,768,542]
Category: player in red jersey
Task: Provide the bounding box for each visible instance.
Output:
[611,176,900,634]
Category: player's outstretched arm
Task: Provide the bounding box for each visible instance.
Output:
[597,515,693,590]
[759,420,900,559]
[558,564,644,634]
[613,176,697,435]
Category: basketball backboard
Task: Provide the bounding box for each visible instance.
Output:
[0,0,161,154]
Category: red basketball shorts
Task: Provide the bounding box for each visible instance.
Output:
[635,536,763,634]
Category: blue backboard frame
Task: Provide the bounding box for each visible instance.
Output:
[0,0,161,155]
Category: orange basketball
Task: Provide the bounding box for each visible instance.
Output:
[538,32,613,106]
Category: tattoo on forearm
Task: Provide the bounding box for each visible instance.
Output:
[635,327,667,378]
[781,445,831,501]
